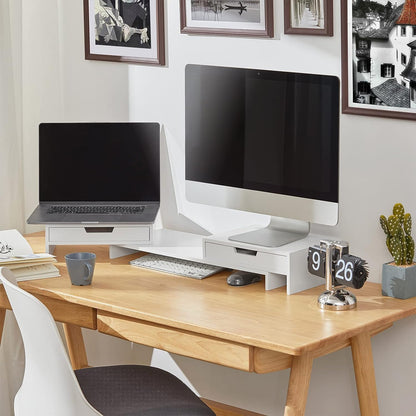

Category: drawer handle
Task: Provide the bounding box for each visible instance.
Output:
[235,248,258,256]
[84,227,114,233]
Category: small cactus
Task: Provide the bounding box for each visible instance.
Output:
[380,203,415,265]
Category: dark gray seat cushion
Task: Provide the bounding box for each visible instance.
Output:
[75,365,215,416]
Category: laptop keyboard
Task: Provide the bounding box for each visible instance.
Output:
[47,205,145,214]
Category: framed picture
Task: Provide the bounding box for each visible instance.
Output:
[180,0,274,37]
[83,0,165,65]
[284,0,333,35]
[341,0,416,120]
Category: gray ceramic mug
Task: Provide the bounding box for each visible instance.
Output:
[65,252,96,286]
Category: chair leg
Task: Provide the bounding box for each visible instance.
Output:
[63,323,89,370]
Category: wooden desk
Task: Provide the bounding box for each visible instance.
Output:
[1,233,416,415]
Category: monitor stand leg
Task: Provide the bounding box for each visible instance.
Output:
[229,217,310,248]
[109,245,139,259]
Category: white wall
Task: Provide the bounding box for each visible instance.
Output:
[21,1,416,415]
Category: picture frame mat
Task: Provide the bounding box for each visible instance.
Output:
[180,0,273,37]
[184,0,266,31]
[87,0,158,60]
[284,0,333,36]
[341,0,416,119]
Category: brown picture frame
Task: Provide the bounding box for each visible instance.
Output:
[284,0,333,36]
[180,0,274,38]
[84,0,165,66]
[341,0,416,120]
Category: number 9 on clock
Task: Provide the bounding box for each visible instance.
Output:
[307,246,326,278]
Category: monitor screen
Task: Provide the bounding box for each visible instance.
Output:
[185,65,339,204]
[185,65,340,245]
[39,122,160,202]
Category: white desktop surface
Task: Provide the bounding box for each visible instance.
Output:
[118,228,206,262]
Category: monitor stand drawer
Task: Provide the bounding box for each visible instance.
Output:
[46,224,152,245]
[204,241,288,275]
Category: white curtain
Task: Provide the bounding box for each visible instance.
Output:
[0,0,26,414]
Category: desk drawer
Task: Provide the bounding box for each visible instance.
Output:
[98,310,253,372]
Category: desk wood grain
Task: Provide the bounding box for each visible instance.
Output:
[6,232,416,416]
[19,234,416,358]
[0,288,96,329]
[97,309,254,371]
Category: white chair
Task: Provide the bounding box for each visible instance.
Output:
[0,267,214,416]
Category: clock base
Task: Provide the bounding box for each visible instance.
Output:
[318,288,357,311]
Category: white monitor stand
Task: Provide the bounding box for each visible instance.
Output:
[204,226,323,295]
[228,217,310,248]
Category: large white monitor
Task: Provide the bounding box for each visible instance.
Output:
[185,64,339,247]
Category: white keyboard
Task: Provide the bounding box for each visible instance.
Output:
[130,254,225,279]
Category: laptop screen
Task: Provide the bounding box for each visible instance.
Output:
[39,123,160,203]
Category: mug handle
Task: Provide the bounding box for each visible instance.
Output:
[84,263,93,281]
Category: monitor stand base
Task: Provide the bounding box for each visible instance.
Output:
[229,217,310,248]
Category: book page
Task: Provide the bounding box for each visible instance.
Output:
[0,229,33,258]
[12,263,60,280]
[0,229,55,265]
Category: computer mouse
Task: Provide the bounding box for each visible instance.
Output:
[226,271,262,287]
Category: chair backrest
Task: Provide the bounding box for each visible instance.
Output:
[0,267,101,416]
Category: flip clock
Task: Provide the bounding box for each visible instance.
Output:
[307,240,369,310]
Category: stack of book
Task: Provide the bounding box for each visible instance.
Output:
[0,229,60,281]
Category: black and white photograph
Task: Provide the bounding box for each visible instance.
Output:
[84,0,165,65]
[342,0,416,119]
[180,0,274,37]
[284,0,333,35]
[190,0,261,24]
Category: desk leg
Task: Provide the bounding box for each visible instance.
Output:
[62,323,89,370]
[0,308,6,346]
[351,332,379,416]
[284,353,313,416]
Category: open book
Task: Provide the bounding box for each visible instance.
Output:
[0,229,60,281]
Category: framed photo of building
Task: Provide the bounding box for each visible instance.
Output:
[284,0,333,35]
[342,0,416,120]
[180,0,274,37]
[84,0,165,65]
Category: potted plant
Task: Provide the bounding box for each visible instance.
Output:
[380,203,416,299]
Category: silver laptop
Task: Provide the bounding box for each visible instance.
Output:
[27,122,160,224]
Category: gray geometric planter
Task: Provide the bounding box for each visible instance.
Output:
[382,262,416,299]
